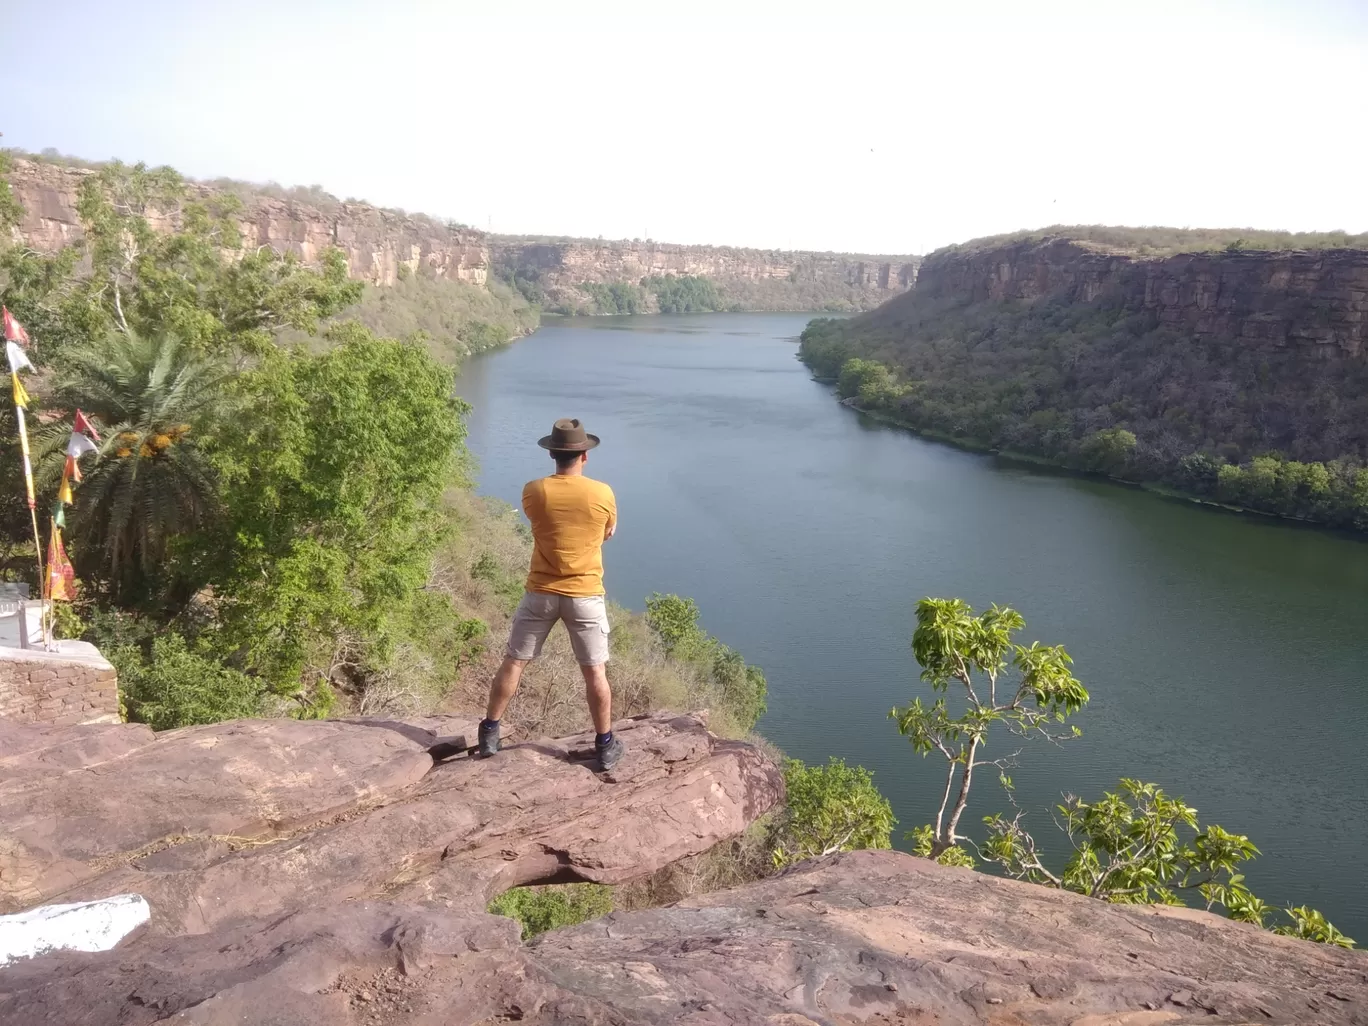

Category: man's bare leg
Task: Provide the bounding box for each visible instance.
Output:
[486,656,529,723]
[580,662,613,735]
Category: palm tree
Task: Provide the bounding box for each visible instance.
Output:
[40,333,229,600]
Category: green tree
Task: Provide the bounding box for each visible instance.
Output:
[644,592,767,730]
[0,152,23,232]
[772,757,895,867]
[7,161,360,362]
[980,778,1355,948]
[797,318,853,379]
[892,598,1087,859]
[644,592,705,655]
[204,322,468,701]
[42,333,229,600]
[113,632,265,730]
[643,275,722,314]
[1079,427,1137,474]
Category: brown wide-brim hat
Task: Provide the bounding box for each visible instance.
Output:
[538,417,601,452]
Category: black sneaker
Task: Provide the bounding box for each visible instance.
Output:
[596,736,625,772]
[478,719,500,758]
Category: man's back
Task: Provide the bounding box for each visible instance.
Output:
[522,474,616,596]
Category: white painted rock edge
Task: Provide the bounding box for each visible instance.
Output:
[0,894,150,966]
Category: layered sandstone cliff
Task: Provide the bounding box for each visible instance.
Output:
[909,236,1368,356]
[5,158,489,288]
[493,236,920,312]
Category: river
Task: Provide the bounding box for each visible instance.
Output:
[456,312,1368,940]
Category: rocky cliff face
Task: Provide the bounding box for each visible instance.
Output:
[913,237,1368,356]
[4,712,1365,1025]
[493,236,920,312]
[5,158,489,288]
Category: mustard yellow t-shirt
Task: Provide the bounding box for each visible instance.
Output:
[522,475,617,597]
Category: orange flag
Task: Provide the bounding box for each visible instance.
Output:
[47,527,76,602]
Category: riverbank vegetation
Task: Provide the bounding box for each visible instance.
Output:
[294,272,539,363]
[800,295,1368,530]
[514,274,730,316]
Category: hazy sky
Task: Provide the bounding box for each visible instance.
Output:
[4,0,1366,254]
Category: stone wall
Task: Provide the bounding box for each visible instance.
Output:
[0,645,119,726]
[5,158,489,288]
[913,237,1368,356]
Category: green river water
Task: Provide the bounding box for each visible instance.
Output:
[456,312,1368,940]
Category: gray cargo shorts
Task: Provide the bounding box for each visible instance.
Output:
[505,591,611,667]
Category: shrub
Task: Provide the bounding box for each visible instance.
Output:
[772,757,895,866]
[114,633,264,730]
[487,883,614,939]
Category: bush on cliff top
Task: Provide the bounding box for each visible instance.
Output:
[934,224,1368,259]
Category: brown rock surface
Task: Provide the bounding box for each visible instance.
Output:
[5,848,1365,1025]
[0,713,781,933]
[2,713,1363,1024]
[910,237,1368,356]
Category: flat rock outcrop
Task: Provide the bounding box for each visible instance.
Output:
[4,849,1365,1024]
[0,713,781,931]
[3,714,1365,1025]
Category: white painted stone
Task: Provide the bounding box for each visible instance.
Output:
[0,894,150,966]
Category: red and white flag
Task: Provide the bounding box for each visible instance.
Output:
[2,307,30,347]
[73,409,102,442]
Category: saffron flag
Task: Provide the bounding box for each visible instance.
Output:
[6,341,32,375]
[47,527,76,602]
[64,454,82,485]
[74,409,102,442]
[2,307,29,346]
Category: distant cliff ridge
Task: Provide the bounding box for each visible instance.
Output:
[6,156,920,314]
[492,235,920,313]
[5,158,489,289]
[800,228,1368,530]
[913,236,1368,356]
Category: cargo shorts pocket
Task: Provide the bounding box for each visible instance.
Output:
[565,595,611,666]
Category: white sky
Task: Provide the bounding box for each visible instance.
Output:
[3,0,1366,254]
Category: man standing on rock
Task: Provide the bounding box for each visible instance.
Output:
[479,418,625,771]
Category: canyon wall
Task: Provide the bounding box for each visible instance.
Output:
[910,237,1368,356]
[493,236,920,312]
[5,158,489,288]
[6,158,921,313]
